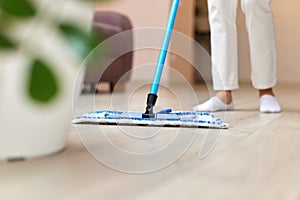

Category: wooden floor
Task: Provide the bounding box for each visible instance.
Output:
[1,82,300,200]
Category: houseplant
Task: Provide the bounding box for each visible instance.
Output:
[0,0,105,161]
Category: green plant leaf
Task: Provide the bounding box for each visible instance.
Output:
[27,59,59,103]
[58,23,100,59]
[0,32,16,49]
[0,0,36,18]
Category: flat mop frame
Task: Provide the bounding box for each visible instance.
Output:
[73,0,228,129]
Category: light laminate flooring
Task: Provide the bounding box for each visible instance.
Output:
[1,82,300,200]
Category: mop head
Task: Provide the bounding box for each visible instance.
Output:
[73,109,228,129]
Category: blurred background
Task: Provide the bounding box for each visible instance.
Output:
[96,0,300,85]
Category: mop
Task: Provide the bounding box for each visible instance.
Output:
[73,0,228,129]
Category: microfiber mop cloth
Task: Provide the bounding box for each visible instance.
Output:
[73,109,228,129]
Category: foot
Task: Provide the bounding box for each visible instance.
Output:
[259,88,281,113]
[259,95,281,113]
[193,96,234,112]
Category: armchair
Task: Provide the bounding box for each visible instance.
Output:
[83,11,133,93]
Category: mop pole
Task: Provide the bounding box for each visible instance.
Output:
[143,0,180,118]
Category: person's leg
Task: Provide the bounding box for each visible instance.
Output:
[259,88,274,97]
[241,0,281,113]
[194,0,237,112]
[216,91,233,104]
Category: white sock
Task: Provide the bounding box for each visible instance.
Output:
[259,95,281,113]
[193,97,234,112]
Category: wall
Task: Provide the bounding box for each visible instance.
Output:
[237,0,300,84]
[96,0,300,84]
[96,0,170,83]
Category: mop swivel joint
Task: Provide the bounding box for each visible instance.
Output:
[142,93,158,118]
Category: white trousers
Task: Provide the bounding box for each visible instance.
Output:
[207,0,277,90]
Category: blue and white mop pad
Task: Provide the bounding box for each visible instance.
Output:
[73,109,228,129]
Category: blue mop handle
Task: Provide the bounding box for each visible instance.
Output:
[150,0,180,94]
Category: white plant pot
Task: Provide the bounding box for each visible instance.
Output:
[0,0,93,161]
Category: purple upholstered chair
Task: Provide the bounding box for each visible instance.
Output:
[83,11,133,93]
